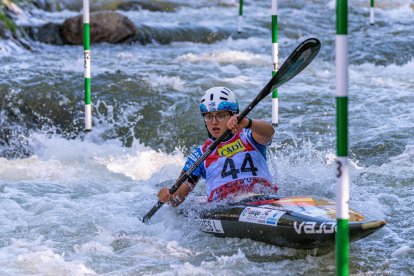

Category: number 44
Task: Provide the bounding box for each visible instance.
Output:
[221,153,258,179]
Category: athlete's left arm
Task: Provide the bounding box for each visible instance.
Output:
[246,118,275,145]
[228,115,275,145]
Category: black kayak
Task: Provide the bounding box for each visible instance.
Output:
[188,194,386,249]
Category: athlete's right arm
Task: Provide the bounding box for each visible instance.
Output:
[158,147,204,207]
[157,180,194,207]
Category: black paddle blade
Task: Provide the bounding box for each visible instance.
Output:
[238,37,321,119]
[272,38,321,92]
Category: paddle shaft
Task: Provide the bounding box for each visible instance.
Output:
[141,38,321,224]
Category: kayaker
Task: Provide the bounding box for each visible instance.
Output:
[157,87,278,206]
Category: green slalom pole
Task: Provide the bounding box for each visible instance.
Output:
[238,0,243,33]
[370,0,375,25]
[336,0,349,275]
[271,0,279,127]
[84,0,92,131]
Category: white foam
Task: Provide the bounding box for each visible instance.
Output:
[351,59,413,86]
[0,133,185,184]
[167,262,207,276]
[0,155,80,183]
[0,198,28,233]
[99,147,184,181]
[73,241,113,255]
[328,0,410,10]
[165,241,194,258]
[176,50,268,65]
[0,40,27,57]
[376,1,413,18]
[389,145,414,164]
[143,74,186,91]
[15,7,79,26]
[0,239,96,275]
[391,244,413,258]
[164,249,249,275]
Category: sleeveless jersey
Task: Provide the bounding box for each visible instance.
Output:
[183,129,276,201]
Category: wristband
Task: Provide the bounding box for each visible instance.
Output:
[246,117,253,129]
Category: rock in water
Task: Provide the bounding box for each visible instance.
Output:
[61,11,136,45]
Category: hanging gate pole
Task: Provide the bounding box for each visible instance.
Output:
[336,0,350,275]
[84,0,92,131]
[271,0,279,127]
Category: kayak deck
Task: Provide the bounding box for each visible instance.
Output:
[188,194,386,249]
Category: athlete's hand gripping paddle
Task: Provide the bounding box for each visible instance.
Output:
[141,38,321,224]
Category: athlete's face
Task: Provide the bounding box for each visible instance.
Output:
[203,111,231,139]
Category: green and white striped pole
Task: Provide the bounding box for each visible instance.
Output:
[238,0,244,33]
[370,0,375,25]
[336,0,349,275]
[84,0,92,131]
[271,0,279,127]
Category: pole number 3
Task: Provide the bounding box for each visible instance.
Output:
[336,160,342,178]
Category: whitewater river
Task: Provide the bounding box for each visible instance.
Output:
[0,0,413,275]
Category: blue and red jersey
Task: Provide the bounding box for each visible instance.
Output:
[183,129,277,201]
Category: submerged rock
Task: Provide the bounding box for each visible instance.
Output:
[61,11,136,44]
[25,22,63,45]
[26,10,234,46]
[26,11,136,45]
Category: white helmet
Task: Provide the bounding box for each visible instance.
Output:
[199,87,239,114]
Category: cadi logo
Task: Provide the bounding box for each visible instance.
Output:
[218,139,245,158]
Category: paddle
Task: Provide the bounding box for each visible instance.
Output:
[141,37,321,224]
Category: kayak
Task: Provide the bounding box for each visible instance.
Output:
[188,194,386,249]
